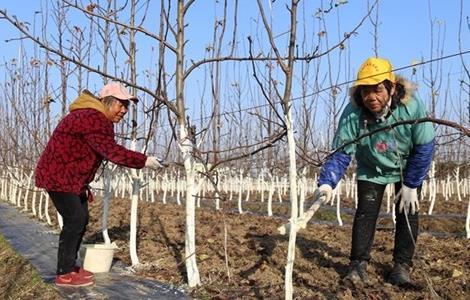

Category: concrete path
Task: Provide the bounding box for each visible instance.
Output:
[0,201,190,299]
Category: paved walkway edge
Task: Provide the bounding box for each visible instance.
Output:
[0,201,190,299]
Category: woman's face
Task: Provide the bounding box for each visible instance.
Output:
[360,82,395,113]
[105,98,130,123]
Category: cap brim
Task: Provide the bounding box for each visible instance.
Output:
[114,96,139,103]
[353,76,392,87]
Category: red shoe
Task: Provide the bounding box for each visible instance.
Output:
[74,266,94,279]
[55,272,94,287]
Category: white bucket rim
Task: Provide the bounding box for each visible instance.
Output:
[82,242,118,250]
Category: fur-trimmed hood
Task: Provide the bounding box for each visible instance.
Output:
[349,75,417,107]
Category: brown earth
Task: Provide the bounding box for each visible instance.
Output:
[75,193,469,299]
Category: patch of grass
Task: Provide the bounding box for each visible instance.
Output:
[314,210,339,222]
[0,234,61,300]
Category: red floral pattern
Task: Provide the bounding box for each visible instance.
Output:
[35,108,147,194]
[375,141,388,153]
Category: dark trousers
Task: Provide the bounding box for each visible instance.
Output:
[48,191,89,275]
[350,180,419,266]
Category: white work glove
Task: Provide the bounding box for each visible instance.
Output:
[398,184,419,215]
[145,156,167,169]
[313,184,333,204]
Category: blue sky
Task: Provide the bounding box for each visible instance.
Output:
[1,1,465,73]
[0,0,469,139]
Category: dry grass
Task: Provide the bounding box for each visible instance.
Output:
[0,234,61,300]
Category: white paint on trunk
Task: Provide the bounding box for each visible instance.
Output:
[44,192,52,225]
[466,195,470,238]
[180,126,201,287]
[102,164,113,245]
[129,140,141,267]
[284,107,298,300]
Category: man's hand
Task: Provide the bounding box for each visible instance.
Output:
[399,184,419,215]
[145,156,167,169]
[313,184,333,204]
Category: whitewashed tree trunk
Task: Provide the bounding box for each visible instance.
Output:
[150,174,155,203]
[102,164,113,244]
[22,172,33,212]
[462,178,467,197]
[428,162,437,215]
[335,182,343,226]
[10,179,18,205]
[22,187,29,212]
[171,173,176,197]
[280,2,300,297]
[38,191,44,220]
[259,173,265,203]
[238,174,243,214]
[352,173,358,208]
[466,195,470,239]
[455,167,462,202]
[180,126,201,287]
[428,178,437,215]
[446,175,451,201]
[176,183,181,205]
[260,184,265,203]
[215,191,220,210]
[162,177,168,204]
[299,179,305,217]
[277,176,283,203]
[0,179,3,200]
[229,183,233,201]
[422,180,428,197]
[44,192,52,225]
[196,189,201,208]
[385,184,392,213]
[284,116,298,300]
[57,212,63,230]
[267,182,274,217]
[129,175,140,266]
[31,188,37,216]
[17,184,23,208]
[129,140,143,267]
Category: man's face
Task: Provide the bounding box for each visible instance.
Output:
[360,82,395,113]
[105,98,130,123]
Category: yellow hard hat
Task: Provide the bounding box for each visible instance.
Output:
[353,57,396,86]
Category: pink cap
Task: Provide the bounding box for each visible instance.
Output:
[98,82,138,102]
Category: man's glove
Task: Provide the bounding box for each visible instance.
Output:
[145,156,167,169]
[398,184,419,215]
[313,184,333,204]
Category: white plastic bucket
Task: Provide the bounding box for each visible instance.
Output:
[81,242,118,273]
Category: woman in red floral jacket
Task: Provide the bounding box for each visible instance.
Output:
[35,82,163,287]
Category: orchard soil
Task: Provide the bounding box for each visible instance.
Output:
[46,194,470,298]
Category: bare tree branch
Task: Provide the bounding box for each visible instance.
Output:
[0,9,180,116]
[62,0,177,53]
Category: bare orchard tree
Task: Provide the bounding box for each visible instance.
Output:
[422,0,445,120]
[253,1,377,297]
[368,0,380,58]
[51,0,74,115]
[111,0,154,268]
[174,0,201,286]
[254,1,300,298]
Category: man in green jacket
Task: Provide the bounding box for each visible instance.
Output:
[315,57,435,286]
